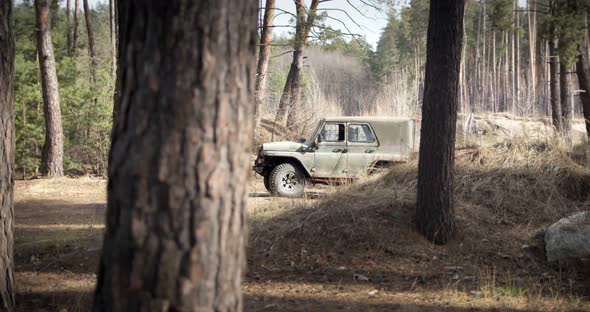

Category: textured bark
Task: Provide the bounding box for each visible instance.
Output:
[514,0,520,109]
[549,36,561,131]
[66,0,72,55]
[275,0,307,125]
[83,0,97,83]
[0,0,16,309]
[416,0,465,245]
[528,0,537,107]
[72,0,79,53]
[93,1,257,311]
[254,0,275,142]
[275,0,319,126]
[109,0,117,82]
[560,62,571,139]
[576,43,590,141]
[36,0,64,178]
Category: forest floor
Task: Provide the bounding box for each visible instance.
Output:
[13,146,590,312]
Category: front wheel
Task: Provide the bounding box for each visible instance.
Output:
[269,163,305,198]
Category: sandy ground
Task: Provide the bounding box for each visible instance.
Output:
[12,176,590,312]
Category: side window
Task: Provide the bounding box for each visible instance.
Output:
[318,123,345,143]
[348,124,376,144]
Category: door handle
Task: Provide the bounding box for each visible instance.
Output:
[365,149,374,153]
[342,149,348,153]
[332,148,342,153]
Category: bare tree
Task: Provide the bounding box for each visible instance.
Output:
[0,0,16,309]
[275,0,320,126]
[416,0,465,245]
[36,0,64,178]
[83,0,97,82]
[254,0,275,141]
[93,0,257,310]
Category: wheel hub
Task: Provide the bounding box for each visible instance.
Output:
[281,172,299,190]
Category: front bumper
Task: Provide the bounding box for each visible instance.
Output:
[252,152,265,175]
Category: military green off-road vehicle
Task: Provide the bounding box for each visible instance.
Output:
[253,117,420,197]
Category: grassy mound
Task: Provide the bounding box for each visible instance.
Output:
[250,142,590,257]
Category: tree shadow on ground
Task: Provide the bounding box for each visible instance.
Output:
[244,294,545,312]
[14,289,547,312]
[15,200,105,226]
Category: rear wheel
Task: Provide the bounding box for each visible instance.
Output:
[269,163,305,197]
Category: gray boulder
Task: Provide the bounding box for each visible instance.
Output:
[545,211,590,263]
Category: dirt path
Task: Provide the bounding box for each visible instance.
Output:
[13,177,590,312]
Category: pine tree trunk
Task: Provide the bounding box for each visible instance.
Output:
[416,0,465,245]
[66,0,72,55]
[511,1,516,114]
[109,0,116,82]
[560,62,571,139]
[482,0,487,111]
[72,0,79,53]
[576,43,590,141]
[93,0,257,310]
[36,0,64,178]
[492,30,497,112]
[0,1,16,309]
[254,0,275,142]
[504,31,509,112]
[83,0,97,83]
[528,0,536,112]
[549,36,561,131]
[514,0,520,114]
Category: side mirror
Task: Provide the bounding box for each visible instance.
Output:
[298,137,306,144]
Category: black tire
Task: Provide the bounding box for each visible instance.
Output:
[268,163,305,198]
[263,172,271,192]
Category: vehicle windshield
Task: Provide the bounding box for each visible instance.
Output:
[308,120,323,144]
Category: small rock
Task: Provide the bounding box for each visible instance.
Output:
[353,274,369,282]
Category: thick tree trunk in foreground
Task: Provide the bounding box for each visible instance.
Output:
[36,0,64,178]
[577,43,590,141]
[0,1,16,309]
[416,0,465,245]
[93,1,257,311]
[549,37,561,131]
[254,0,275,142]
[72,0,79,53]
[83,0,97,82]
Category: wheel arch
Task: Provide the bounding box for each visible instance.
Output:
[263,156,312,178]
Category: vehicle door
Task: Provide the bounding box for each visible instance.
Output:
[311,122,348,178]
[345,123,379,178]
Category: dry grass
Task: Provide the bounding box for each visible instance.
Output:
[248,141,590,311]
[12,140,590,311]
